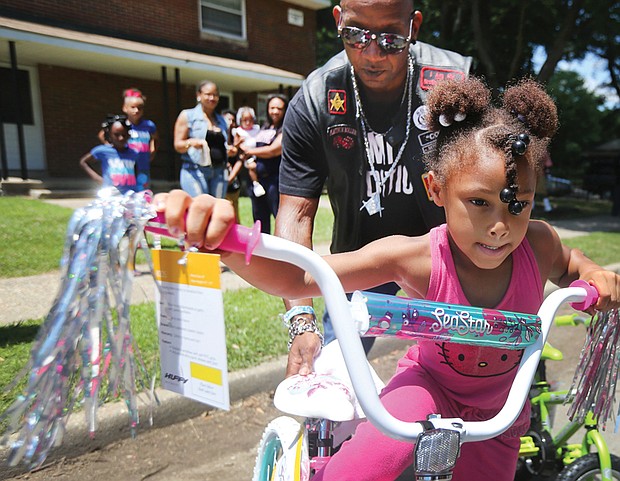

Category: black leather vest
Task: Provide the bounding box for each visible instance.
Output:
[293,42,472,253]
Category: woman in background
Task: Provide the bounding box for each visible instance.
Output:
[239,94,288,233]
[173,80,231,198]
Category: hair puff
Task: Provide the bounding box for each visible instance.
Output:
[502,79,558,139]
[424,77,491,131]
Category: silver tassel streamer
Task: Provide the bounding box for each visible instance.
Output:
[566,308,620,430]
[0,189,159,468]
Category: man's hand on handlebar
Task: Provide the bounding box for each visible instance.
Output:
[286,332,322,377]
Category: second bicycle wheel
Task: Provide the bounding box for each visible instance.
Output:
[556,453,620,481]
[252,416,309,481]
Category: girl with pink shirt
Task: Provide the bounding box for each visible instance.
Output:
[155,78,620,480]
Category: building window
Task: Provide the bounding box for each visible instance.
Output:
[0,67,34,125]
[200,0,245,39]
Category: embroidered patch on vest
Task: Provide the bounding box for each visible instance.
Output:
[418,130,439,154]
[421,172,433,201]
[327,124,357,150]
[328,89,347,115]
[419,67,466,91]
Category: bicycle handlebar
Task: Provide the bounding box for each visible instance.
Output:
[145,220,599,444]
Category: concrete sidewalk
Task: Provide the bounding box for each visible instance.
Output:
[0,199,619,477]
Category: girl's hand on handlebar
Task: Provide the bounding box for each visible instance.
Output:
[152,190,236,250]
[285,333,322,378]
[583,270,620,312]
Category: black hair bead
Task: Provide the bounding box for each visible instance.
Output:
[512,140,527,156]
[518,133,530,145]
[500,187,515,204]
[508,201,524,215]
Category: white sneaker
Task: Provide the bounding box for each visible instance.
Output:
[253,181,266,197]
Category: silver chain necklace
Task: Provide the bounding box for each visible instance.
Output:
[352,55,415,217]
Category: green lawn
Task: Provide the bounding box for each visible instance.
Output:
[0,198,73,278]
[0,195,334,279]
[0,292,326,423]
[532,196,615,222]
[563,232,620,268]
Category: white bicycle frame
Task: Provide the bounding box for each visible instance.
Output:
[238,231,594,446]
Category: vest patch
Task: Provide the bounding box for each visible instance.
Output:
[327,124,357,150]
[328,89,347,115]
[419,67,466,91]
[418,130,439,154]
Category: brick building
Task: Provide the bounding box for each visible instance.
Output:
[0,0,330,186]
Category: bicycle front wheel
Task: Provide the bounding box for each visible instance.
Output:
[556,453,620,481]
[252,416,309,481]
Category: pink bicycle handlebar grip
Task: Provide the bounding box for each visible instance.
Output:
[145,211,261,264]
[569,279,599,311]
[218,221,262,265]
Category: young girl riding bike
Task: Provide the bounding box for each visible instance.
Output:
[155,77,620,481]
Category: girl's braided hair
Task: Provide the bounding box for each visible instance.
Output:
[101,114,131,142]
[423,77,559,202]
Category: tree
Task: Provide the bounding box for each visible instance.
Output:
[574,0,620,107]
[412,0,617,95]
[316,1,340,67]
[546,70,607,177]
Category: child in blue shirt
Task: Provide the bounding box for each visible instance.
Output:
[80,115,140,194]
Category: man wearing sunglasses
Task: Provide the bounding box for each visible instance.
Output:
[276,0,472,377]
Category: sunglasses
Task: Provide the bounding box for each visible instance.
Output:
[338,18,413,54]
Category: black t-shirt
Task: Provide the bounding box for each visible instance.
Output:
[279,44,472,253]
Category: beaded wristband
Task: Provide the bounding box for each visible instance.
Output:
[282,306,324,351]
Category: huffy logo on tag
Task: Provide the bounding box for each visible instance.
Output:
[164,372,189,384]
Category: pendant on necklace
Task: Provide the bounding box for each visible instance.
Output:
[360,191,383,217]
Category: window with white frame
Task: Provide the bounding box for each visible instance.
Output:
[200,0,246,39]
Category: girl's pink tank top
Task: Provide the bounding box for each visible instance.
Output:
[413,224,543,410]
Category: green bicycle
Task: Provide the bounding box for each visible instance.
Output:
[516,313,620,481]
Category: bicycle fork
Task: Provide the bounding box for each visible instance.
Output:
[307,418,335,475]
[556,412,615,481]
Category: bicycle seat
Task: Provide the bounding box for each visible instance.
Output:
[273,340,385,422]
[541,342,564,361]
